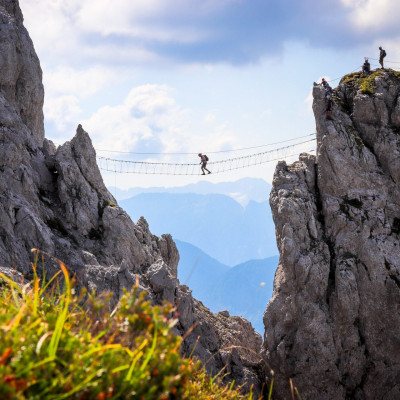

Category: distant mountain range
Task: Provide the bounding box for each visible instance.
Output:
[176,239,278,334]
[120,192,277,266]
[111,177,271,206]
[116,177,279,333]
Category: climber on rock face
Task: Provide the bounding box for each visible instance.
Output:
[320,78,329,88]
[379,46,386,69]
[320,78,333,97]
[325,85,333,97]
[198,153,211,175]
[362,58,371,74]
[320,78,333,120]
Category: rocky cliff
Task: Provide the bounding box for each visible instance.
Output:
[0,0,264,394]
[263,70,400,399]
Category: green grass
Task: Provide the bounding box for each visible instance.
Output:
[0,249,263,399]
[341,70,383,95]
[341,69,400,95]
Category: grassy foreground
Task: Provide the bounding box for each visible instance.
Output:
[0,250,261,400]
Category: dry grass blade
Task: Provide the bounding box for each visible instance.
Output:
[290,378,295,400]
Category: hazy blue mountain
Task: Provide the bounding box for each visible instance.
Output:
[175,239,230,288]
[208,257,278,334]
[111,177,271,206]
[117,177,278,332]
[120,193,278,266]
[175,239,278,334]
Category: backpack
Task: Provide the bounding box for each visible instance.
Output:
[204,155,209,161]
[382,50,386,58]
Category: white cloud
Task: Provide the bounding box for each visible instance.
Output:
[76,1,206,43]
[44,95,81,132]
[341,0,400,31]
[81,84,237,160]
[44,66,116,97]
[82,44,159,65]
[302,88,314,116]
[20,0,82,60]
[20,0,162,64]
[42,65,120,138]
[261,109,271,118]
[75,0,230,41]
[20,0,228,66]
[204,113,217,124]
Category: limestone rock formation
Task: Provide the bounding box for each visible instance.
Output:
[0,0,264,393]
[263,70,400,399]
[177,285,264,393]
[0,0,44,144]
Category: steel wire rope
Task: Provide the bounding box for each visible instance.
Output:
[93,133,316,155]
[97,138,316,176]
[326,65,363,84]
[366,57,400,65]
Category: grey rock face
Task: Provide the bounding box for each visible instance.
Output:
[0,0,44,144]
[263,70,400,399]
[177,285,265,394]
[0,0,264,393]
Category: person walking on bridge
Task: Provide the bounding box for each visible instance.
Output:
[198,153,211,175]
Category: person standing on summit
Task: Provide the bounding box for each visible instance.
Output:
[379,46,386,69]
[198,153,211,175]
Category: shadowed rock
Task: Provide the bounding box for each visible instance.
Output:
[263,70,400,399]
[0,0,264,394]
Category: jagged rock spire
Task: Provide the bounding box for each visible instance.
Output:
[263,70,400,399]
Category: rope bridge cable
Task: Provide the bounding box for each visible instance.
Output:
[366,57,400,65]
[94,133,316,155]
[97,138,316,176]
[323,61,400,86]
[326,65,363,84]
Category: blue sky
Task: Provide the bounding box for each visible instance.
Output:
[20,0,400,188]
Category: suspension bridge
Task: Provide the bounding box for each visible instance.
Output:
[94,59,400,177]
[96,133,316,176]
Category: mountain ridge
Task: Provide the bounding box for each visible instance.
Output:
[121,191,278,265]
[111,177,271,206]
[175,239,278,334]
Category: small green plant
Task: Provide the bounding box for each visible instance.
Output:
[358,70,385,95]
[342,70,385,95]
[354,136,365,148]
[342,71,362,85]
[0,250,260,399]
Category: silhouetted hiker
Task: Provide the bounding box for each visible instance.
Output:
[198,153,211,175]
[362,58,371,74]
[326,94,333,120]
[379,47,386,69]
